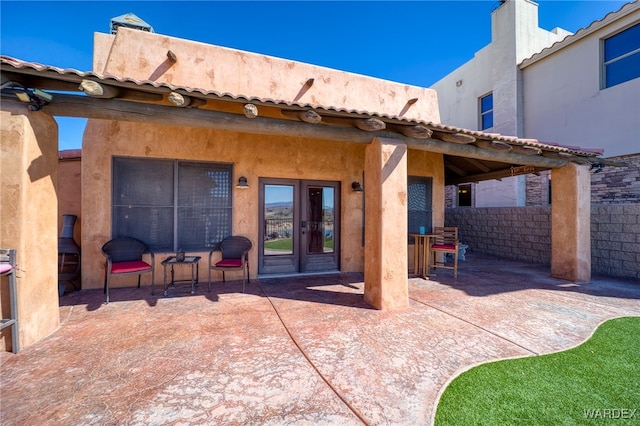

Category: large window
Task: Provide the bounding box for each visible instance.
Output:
[112,157,233,251]
[603,23,640,88]
[408,176,433,241]
[479,92,493,130]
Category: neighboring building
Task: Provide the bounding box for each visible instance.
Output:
[433,0,640,207]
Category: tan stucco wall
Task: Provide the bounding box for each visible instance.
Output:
[93,28,440,124]
[1,103,60,350]
[81,120,372,289]
[57,157,82,243]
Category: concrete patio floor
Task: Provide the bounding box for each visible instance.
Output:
[1,253,639,425]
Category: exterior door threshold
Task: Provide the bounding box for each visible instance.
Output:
[257,270,340,279]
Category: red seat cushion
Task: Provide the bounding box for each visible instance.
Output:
[215,259,243,268]
[432,244,456,250]
[111,260,152,274]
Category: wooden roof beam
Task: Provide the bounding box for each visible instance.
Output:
[355,117,386,131]
[447,165,543,186]
[396,124,432,139]
[462,157,491,173]
[168,91,207,108]
[475,139,513,152]
[25,93,572,169]
[281,109,322,124]
[431,131,476,144]
[79,79,163,102]
[445,162,468,177]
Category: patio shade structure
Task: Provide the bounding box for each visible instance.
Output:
[0,41,602,351]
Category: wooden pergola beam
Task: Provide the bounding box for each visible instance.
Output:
[281,109,322,124]
[431,131,476,144]
[396,124,432,139]
[79,79,163,102]
[168,91,207,108]
[445,162,468,177]
[16,93,573,169]
[462,157,491,173]
[475,139,513,152]
[447,165,545,186]
[511,145,542,155]
[355,117,386,131]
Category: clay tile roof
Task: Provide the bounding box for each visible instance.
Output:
[1,55,604,158]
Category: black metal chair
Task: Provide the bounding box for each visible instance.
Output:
[101,238,154,304]
[208,236,252,293]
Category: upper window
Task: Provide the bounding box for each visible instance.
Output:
[112,157,233,252]
[479,93,493,130]
[603,23,640,88]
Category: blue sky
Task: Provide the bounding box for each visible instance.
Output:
[1,1,629,150]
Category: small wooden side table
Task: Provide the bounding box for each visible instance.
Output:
[409,234,437,279]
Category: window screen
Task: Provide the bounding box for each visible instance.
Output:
[408,176,433,242]
[604,23,640,88]
[112,157,233,251]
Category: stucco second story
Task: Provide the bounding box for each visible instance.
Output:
[93,27,440,124]
[430,0,572,135]
[520,1,640,158]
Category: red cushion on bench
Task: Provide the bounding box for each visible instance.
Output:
[215,259,243,268]
[432,244,456,250]
[111,260,152,274]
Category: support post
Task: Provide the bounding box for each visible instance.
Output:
[364,137,409,309]
[0,103,61,350]
[551,163,591,282]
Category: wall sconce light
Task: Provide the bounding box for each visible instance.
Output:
[236,176,249,189]
[351,181,363,192]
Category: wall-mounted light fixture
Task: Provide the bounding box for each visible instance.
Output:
[351,181,363,192]
[236,176,249,189]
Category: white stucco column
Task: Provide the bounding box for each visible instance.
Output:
[551,163,591,282]
[363,138,409,310]
[0,102,61,351]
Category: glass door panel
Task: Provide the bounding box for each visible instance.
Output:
[259,179,339,275]
[263,185,294,256]
[301,182,340,273]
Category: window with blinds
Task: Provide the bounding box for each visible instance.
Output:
[112,157,233,251]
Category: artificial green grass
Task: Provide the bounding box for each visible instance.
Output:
[435,317,640,425]
[263,238,333,251]
[264,238,293,251]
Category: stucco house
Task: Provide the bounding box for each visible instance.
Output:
[1,19,602,352]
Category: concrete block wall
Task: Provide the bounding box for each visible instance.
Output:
[591,153,640,205]
[446,205,640,280]
[591,204,640,279]
[445,207,551,264]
